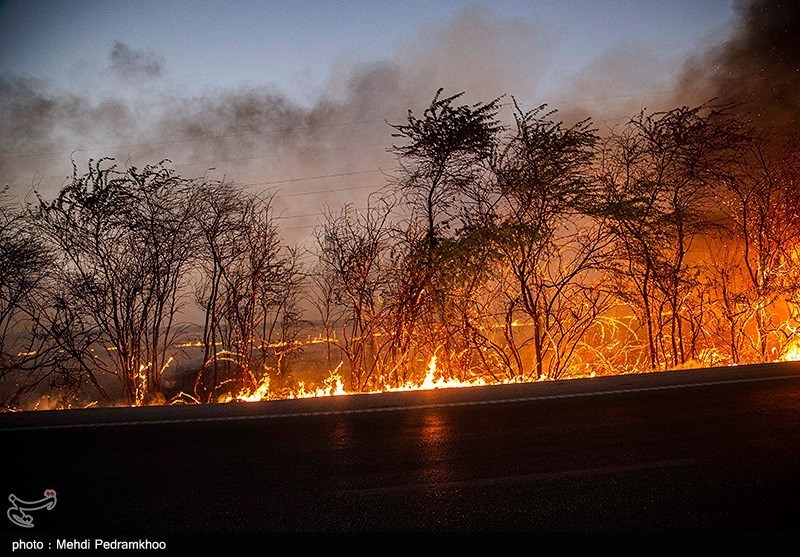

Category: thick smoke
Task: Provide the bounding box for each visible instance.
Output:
[0,76,132,194]
[544,0,800,131]
[3,1,796,222]
[0,8,549,228]
[678,0,800,129]
[555,44,679,127]
[109,41,164,81]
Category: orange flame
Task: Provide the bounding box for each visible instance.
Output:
[781,337,800,362]
[221,356,493,403]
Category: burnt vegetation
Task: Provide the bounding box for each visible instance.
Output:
[2,90,800,409]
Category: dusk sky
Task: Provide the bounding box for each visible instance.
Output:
[0,0,738,232]
[1,1,734,99]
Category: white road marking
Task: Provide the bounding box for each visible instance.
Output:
[1,373,798,432]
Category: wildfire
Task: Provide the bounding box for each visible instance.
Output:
[387,355,488,392]
[221,363,348,403]
[220,355,492,403]
[781,337,800,362]
[290,371,347,399]
[225,375,271,403]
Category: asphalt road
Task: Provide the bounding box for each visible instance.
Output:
[3,362,800,533]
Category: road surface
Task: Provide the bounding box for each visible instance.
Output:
[3,362,800,532]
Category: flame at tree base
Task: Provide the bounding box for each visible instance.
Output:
[386,355,490,392]
[221,355,505,403]
[19,335,800,410]
[217,351,610,404]
[220,337,800,405]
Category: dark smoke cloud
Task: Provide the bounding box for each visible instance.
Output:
[109,41,164,80]
[0,76,132,193]
[678,0,800,129]
[0,6,550,231]
[7,2,794,211]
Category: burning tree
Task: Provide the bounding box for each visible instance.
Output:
[712,131,800,362]
[314,197,396,391]
[388,89,503,378]
[598,104,743,369]
[193,181,303,401]
[389,89,504,251]
[478,103,613,379]
[33,159,199,405]
[7,89,800,410]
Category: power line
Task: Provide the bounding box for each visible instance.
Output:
[1,86,720,200]
[276,203,373,222]
[2,167,386,191]
[274,211,324,220]
[282,224,318,231]
[279,183,383,198]
[248,168,381,187]
[171,142,387,170]
[0,143,384,185]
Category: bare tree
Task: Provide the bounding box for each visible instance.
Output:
[713,131,800,362]
[0,189,49,362]
[599,104,742,369]
[193,182,301,400]
[314,197,397,391]
[0,188,68,407]
[33,159,198,405]
[484,103,611,379]
[309,264,345,373]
